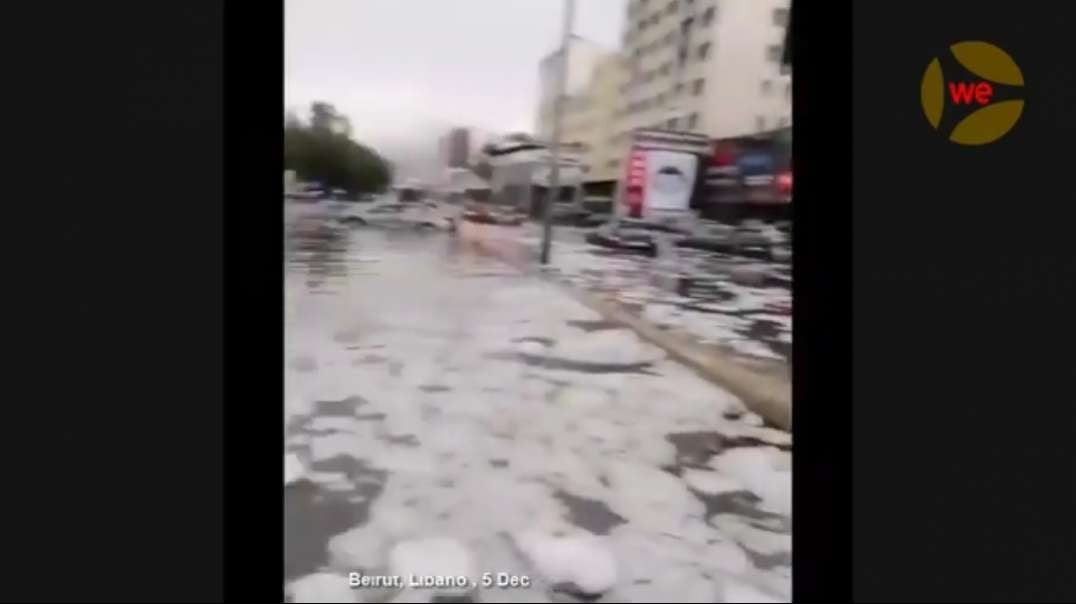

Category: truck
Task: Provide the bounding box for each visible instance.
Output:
[701,127,792,223]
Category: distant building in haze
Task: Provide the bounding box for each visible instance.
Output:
[440,128,471,169]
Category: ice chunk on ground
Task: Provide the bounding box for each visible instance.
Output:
[602,460,703,532]
[707,540,751,576]
[614,567,719,603]
[388,538,476,597]
[740,411,765,426]
[709,448,791,516]
[554,329,664,366]
[512,532,617,595]
[327,524,388,570]
[285,453,306,485]
[710,515,791,558]
[681,468,744,495]
[287,572,357,603]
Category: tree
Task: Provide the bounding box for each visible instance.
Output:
[284,102,391,194]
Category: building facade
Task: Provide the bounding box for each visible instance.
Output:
[440,128,471,169]
[535,37,623,186]
[618,0,791,139]
[530,1,789,193]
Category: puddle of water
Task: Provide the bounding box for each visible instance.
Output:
[566,319,622,332]
[553,490,627,536]
[380,433,420,447]
[665,432,791,467]
[355,412,387,422]
[512,336,556,347]
[289,356,318,373]
[420,384,452,393]
[314,396,368,417]
[284,456,386,582]
[743,548,791,571]
[487,351,656,375]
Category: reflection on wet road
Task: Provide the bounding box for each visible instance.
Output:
[284,202,791,603]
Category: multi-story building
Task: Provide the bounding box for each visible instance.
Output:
[535,37,626,190]
[618,0,791,139]
[439,128,471,169]
[531,1,789,196]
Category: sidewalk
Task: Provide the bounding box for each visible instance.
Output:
[460,222,792,430]
[285,224,790,602]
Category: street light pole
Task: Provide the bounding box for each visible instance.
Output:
[541,0,575,265]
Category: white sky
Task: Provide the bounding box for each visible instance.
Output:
[286,0,626,176]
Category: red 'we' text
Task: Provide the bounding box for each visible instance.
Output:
[948,81,994,105]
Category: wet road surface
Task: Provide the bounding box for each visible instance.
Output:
[284,202,791,602]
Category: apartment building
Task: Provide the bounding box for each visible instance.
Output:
[439,128,470,169]
[581,53,629,183]
[535,37,627,187]
[618,0,791,139]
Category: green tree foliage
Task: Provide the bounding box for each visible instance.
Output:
[284,102,392,194]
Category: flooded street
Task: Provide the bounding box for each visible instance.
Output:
[475,224,791,365]
[284,202,791,603]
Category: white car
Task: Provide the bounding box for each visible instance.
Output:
[339,198,457,231]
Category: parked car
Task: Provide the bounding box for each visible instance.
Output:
[460,202,526,226]
[338,197,456,231]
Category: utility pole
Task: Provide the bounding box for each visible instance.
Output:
[541,0,575,265]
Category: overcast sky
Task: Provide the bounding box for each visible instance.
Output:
[286,0,626,174]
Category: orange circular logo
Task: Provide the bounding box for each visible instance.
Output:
[920,41,1024,145]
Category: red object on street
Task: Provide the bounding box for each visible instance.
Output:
[777,171,793,195]
[624,147,647,218]
[711,143,737,167]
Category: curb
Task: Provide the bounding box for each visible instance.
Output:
[465,229,791,430]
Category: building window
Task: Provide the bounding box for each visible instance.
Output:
[697,42,711,60]
[773,7,789,26]
[681,17,694,35]
[657,93,666,106]
[666,1,678,16]
[674,82,684,95]
[778,116,790,128]
[692,78,705,95]
[756,115,766,131]
[761,79,773,95]
[766,44,783,62]
[668,117,679,129]
[687,113,699,129]
[701,6,716,26]
[607,158,619,169]
[660,62,671,76]
[678,47,689,66]
[784,82,792,99]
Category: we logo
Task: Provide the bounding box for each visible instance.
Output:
[920,41,1024,145]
